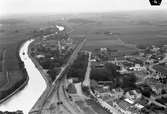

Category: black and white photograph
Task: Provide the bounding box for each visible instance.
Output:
[0,0,167,114]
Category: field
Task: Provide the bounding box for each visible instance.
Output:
[83,38,137,52]
[75,100,96,114]
[153,63,167,76]
[0,49,6,89]
[64,11,167,49]
[156,97,167,106]
[86,99,111,114]
[0,70,25,93]
[75,99,111,114]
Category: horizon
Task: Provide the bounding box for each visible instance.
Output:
[0,0,167,17]
[1,9,167,19]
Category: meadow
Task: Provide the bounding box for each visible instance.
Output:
[65,11,167,49]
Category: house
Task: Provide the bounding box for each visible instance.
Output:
[68,77,79,83]
[135,103,144,110]
[36,54,45,58]
[125,90,142,103]
[113,100,132,114]
[129,64,146,71]
[93,62,104,69]
[100,48,107,52]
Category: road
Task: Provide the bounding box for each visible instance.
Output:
[82,52,121,114]
[159,53,167,63]
[89,85,121,114]
[144,96,167,108]
[83,51,92,87]
[30,38,87,114]
[148,52,167,73]
[154,93,167,99]
[41,38,86,114]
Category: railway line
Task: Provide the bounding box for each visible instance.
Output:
[30,38,86,114]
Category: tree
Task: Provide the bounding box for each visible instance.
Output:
[140,85,153,98]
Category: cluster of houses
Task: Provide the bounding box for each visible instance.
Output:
[92,85,146,114]
[67,45,167,114]
[88,46,167,113]
[0,110,23,114]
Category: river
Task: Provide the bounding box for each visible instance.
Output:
[0,39,47,114]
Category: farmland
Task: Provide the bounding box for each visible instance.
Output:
[0,18,52,102]
[153,63,167,76]
[0,49,6,88]
[0,19,28,101]
[64,11,167,50]
[75,99,111,114]
[0,39,28,102]
[86,99,111,114]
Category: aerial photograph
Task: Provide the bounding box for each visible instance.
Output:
[0,0,167,114]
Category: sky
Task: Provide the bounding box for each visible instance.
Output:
[0,0,167,16]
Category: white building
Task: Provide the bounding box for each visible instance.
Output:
[129,64,146,71]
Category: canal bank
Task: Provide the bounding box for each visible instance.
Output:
[0,40,30,105]
[0,39,46,114]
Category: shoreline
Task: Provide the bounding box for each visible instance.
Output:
[0,40,29,105]
[28,38,51,114]
[0,75,29,105]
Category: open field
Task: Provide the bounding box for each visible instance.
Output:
[86,99,111,114]
[153,63,167,76]
[75,99,111,114]
[75,100,96,114]
[156,97,167,106]
[0,40,28,101]
[0,49,6,89]
[0,50,3,71]
[64,11,167,48]
[0,70,25,92]
[83,39,137,52]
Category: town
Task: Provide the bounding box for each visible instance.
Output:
[66,45,167,114]
[29,25,167,114]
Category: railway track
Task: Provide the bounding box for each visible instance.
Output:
[30,38,87,114]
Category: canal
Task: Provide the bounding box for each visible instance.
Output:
[0,39,46,114]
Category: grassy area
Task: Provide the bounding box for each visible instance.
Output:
[0,71,23,91]
[83,39,137,53]
[153,63,167,76]
[75,100,96,114]
[67,83,77,94]
[156,97,167,106]
[75,100,85,108]
[66,11,167,47]
[86,99,111,114]
[0,72,6,88]
[67,52,89,82]
[82,107,95,114]
[143,103,167,113]
[0,62,2,72]
[0,18,41,102]
[0,49,7,88]
[0,39,28,100]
